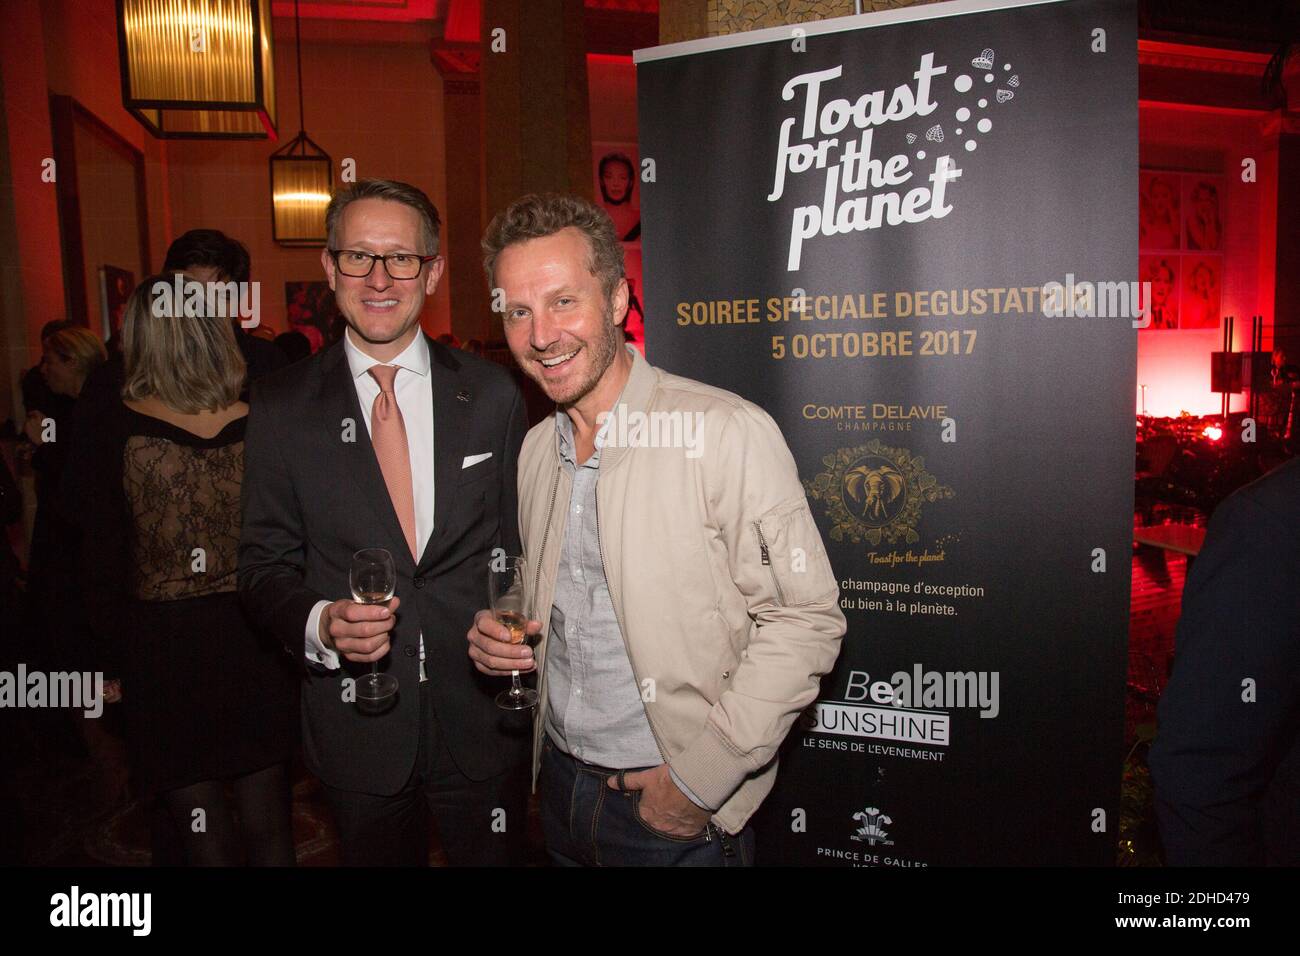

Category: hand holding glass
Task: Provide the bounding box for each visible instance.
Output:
[350,548,399,714]
[490,556,538,710]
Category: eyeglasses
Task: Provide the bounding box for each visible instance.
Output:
[329,249,438,280]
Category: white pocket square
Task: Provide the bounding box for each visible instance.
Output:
[462,452,493,469]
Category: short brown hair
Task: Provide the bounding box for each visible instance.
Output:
[326,179,441,255]
[120,273,246,413]
[45,327,107,380]
[481,194,625,300]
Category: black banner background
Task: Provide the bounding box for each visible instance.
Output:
[637,0,1137,865]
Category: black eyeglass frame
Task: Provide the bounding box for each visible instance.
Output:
[328,249,440,279]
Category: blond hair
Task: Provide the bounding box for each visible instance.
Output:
[45,327,107,382]
[326,179,442,255]
[481,193,625,300]
[121,273,246,413]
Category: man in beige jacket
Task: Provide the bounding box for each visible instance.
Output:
[466,193,845,866]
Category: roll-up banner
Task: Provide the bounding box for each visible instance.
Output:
[636,0,1137,865]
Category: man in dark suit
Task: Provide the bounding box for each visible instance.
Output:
[238,179,530,865]
[1149,455,1300,865]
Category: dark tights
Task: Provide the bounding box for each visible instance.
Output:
[160,762,295,866]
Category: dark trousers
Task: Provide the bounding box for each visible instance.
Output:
[539,734,754,867]
[323,682,528,866]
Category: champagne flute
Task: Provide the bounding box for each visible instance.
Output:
[350,548,399,714]
[490,556,538,710]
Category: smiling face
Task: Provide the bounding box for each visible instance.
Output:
[321,198,443,361]
[497,227,629,414]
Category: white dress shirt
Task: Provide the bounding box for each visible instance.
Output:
[305,328,435,670]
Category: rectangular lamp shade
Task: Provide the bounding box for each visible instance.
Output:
[271,154,332,246]
[117,0,276,139]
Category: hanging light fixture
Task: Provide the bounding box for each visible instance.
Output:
[269,0,332,246]
[117,0,276,138]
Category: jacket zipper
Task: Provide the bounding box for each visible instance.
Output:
[754,522,787,606]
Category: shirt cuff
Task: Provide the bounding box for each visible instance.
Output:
[669,765,716,811]
[305,599,340,669]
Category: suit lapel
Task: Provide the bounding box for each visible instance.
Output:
[420,336,471,571]
[319,342,415,567]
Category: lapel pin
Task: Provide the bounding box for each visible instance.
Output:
[456,389,470,403]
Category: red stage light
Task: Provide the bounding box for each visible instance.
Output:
[1202,424,1223,441]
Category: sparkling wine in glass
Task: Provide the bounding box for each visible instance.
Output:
[350,548,399,714]
[490,556,538,710]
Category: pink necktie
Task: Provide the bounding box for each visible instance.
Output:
[368,365,418,561]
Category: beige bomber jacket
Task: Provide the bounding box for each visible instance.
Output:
[519,347,846,834]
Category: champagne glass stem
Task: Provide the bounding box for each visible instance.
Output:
[510,670,521,697]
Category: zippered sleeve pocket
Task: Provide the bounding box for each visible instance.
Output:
[753,502,837,608]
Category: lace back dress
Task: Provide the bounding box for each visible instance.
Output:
[81,403,298,796]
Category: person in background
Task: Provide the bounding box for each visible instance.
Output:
[274,330,313,366]
[64,229,284,863]
[24,327,107,674]
[14,319,75,490]
[161,229,286,389]
[1149,456,1300,865]
[77,274,299,866]
[0,453,24,863]
[77,230,286,412]
[20,319,74,421]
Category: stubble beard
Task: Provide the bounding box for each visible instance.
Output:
[541,304,623,409]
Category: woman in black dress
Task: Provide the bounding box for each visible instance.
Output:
[79,274,298,865]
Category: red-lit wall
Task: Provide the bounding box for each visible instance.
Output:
[162,21,452,341]
[2,0,452,380]
[1137,103,1280,417]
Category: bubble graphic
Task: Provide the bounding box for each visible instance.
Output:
[956,107,971,122]
[985,73,994,83]
[965,140,977,151]
[977,118,992,133]
[917,150,926,160]
[1004,63,1011,71]
[978,98,988,108]
[955,128,963,135]
[954,74,973,93]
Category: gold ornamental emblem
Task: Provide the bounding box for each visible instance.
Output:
[804,440,954,545]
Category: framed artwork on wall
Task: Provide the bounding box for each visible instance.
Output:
[1139,169,1223,330]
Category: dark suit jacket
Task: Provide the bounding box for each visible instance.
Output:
[1149,456,1300,865]
[238,334,530,794]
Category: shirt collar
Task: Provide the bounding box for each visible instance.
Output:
[344,326,431,381]
[555,410,605,468]
[554,349,637,467]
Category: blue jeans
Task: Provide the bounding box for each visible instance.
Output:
[539,734,755,867]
